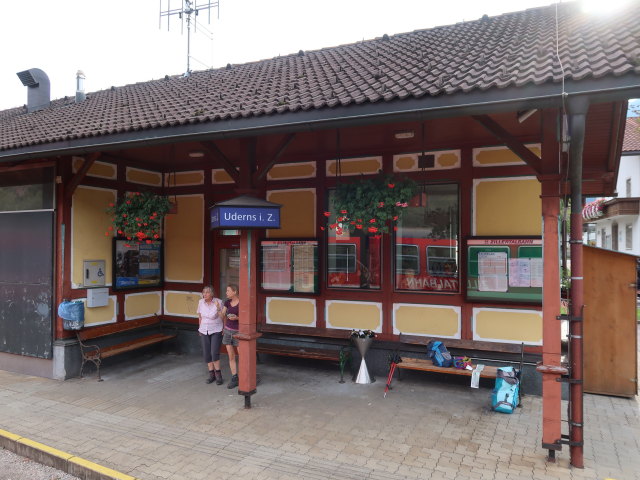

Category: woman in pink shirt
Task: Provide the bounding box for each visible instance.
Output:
[197,285,224,385]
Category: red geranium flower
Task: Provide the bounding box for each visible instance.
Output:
[340,209,348,214]
[323,211,331,217]
[367,226,378,233]
[388,183,395,188]
[356,224,363,230]
[369,219,376,223]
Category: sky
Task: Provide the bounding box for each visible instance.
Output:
[0,0,634,111]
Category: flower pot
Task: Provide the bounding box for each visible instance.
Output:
[353,336,374,384]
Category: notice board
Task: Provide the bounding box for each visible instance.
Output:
[466,237,542,303]
[260,240,319,294]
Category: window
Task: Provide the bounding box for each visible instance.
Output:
[601,228,606,247]
[0,167,54,212]
[396,244,419,274]
[326,192,381,289]
[626,224,633,250]
[327,243,357,273]
[395,184,459,292]
[626,178,632,197]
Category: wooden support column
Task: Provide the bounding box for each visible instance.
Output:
[539,176,563,457]
[536,109,565,460]
[236,229,260,408]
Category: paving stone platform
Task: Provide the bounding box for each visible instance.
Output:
[0,353,638,480]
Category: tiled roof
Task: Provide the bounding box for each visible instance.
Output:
[623,117,640,152]
[1,1,639,153]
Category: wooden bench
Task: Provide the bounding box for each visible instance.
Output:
[389,334,525,393]
[77,315,177,381]
[256,342,351,382]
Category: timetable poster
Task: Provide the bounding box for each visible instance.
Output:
[467,237,542,303]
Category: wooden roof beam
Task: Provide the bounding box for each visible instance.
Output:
[472,114,542,174]
[253,133,296,185]
[199,141,240,184]
[65,153,101,200]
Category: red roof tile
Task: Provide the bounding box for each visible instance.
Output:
[623,117,640,152]
[1,2,639,153]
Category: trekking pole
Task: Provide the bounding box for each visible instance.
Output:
[384,353,402,398]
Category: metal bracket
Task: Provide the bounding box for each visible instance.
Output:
[556,314,582,322]
[556,376,582,384]
[559,434,583,447]
[542,441,562,451]
[569,421,584,427]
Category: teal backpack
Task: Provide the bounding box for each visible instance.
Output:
[426,340,453,368]
[491,366,520,413]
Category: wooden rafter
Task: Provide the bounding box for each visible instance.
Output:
[0,160,55,173]
[199,141,240,183]
[65,152,101,200]
[252,133,297,185]
[472,114,542,173]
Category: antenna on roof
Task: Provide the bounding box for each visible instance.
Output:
[160,0,220,76]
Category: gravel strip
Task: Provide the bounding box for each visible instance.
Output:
[0,448,79,480]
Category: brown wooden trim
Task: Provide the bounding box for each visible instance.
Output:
[471,114,542,173]
[0,160,55,173]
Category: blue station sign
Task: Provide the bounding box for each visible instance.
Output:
[210,195,282,230]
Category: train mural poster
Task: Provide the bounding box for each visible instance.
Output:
[113,238,163,290]
[466,237,542,303]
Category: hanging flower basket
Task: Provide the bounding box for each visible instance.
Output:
[106,191,172,245]
[324,173,417,236]
[582,198,605,221]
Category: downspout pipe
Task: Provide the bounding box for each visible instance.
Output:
[567,95,588,469]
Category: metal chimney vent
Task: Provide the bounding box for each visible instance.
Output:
[16,68,51,112]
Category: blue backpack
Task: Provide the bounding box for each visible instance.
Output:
[426,340,453,368]
[491,366,520,413]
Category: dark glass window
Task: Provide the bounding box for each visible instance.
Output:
[0,167,54,212]
[395,184,459,292]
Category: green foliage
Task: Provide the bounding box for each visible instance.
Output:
[106,191,172,244]
[325,173,417,236]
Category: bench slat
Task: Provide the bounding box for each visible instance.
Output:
[83,333,177,360]
[257,343,342,362]
[397,357,499,378]
[398,334,524,354]
[79,316,162,341]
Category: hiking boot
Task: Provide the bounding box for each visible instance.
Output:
[215,370,223,385]
[206,371,215,384]
[227,374,238,389]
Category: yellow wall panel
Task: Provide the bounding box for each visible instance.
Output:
[266,189,315,238]
[164,290,200,318]
[437,152,460,168]
[393,304,460,338]
[166,171,204,186]
[71,187,116,288]
[473,307,542,345]
[326,156,382,176]
[72,157,117,179]
[395,155,416,171]
[164,195,203,282]
[124,292,162,320]
[126,167,162,186]
[473,144,541,167]
[474,177,541,236]
[393,150,460,172]
[82,297,117,326]
[212,169,235,184]
[325,301,382,332]
[266,297,316,326]
[268,162,316,180]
